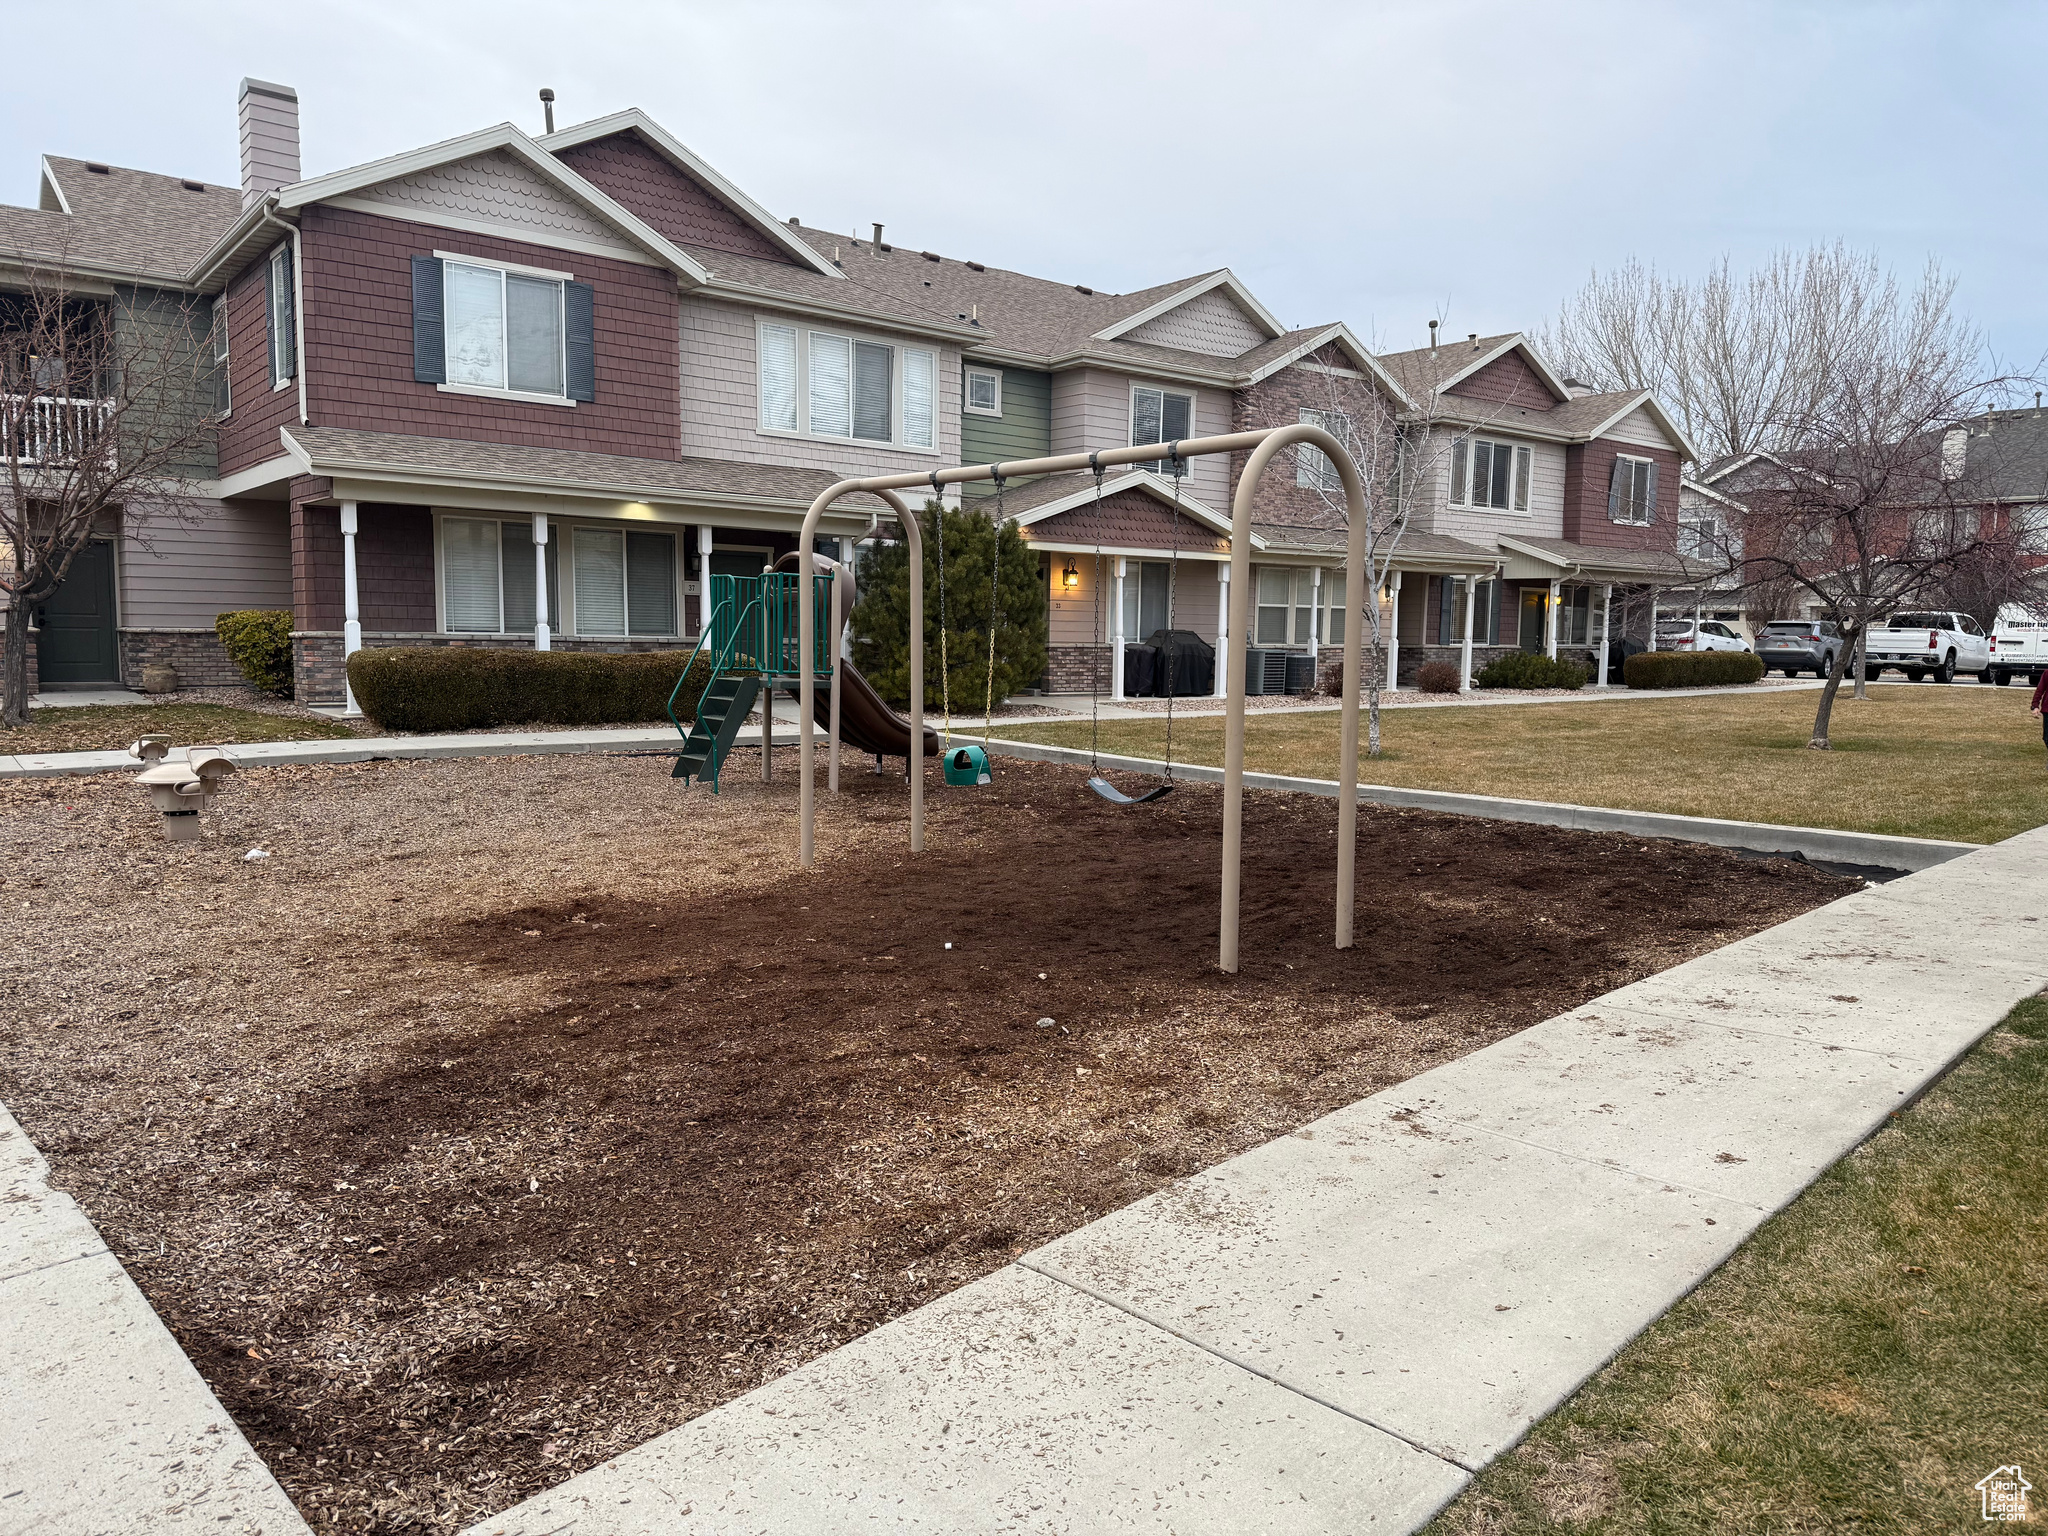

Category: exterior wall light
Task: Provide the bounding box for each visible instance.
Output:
[1061,558,1079,592]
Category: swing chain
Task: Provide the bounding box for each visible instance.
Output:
[1087,452,1105,772]
[984,469,1006,752]
[1162,440,1185,782]
[931,471,951,749]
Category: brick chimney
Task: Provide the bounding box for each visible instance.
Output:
[238,78,300,209]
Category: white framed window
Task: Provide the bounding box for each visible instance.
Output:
[964,367,1002,416]
[438,516,559,635]
[571,525,679,637]
[1449,436,1532,512]
[756,318,936,450]
[267,246,295,388]
[1608,454,1658,524]
[1296,408,1354,490]
[1252,566,1343,646]
[212,296,231,416]
[442,254,569,401]
[1131,383,1193,474]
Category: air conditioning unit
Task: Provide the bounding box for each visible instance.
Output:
[1243,648,1291,696]
[1284,652,1317,695]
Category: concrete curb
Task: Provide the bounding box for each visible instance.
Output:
[982,737,1978,873]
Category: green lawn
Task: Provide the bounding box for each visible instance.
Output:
[1,703,357,757]
[1423,998,2048,1534]
[1005,685,2047,844]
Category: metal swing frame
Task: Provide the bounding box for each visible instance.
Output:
[795,424,1366,975]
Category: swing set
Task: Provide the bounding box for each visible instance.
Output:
[794,422,1366,975]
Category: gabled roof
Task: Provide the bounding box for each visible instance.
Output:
[1377,332,1572,409]
[1089,269,1284,346]
[992,469,1266,548]
[1239,322,1416,408]
[539,109,839,279]
[273,122,717,284]
[0,156,240,286]
[1680,476,1749,514]
[1544,388,1701,462]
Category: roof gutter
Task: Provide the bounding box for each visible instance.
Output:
[256,198,308,427]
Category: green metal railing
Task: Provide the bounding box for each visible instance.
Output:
[663,572,836,736]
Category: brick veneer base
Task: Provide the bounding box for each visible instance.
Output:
[294,631,708,706]
[120,630,245,691]
[1043,645,1112,694]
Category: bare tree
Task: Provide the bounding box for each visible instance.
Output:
[1,261,219,725]
[1730,266,2042,747]
[1251,344,1463,756]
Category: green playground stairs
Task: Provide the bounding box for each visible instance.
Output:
[666,569,834,792]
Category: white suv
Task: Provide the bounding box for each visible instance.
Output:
[1656,618,1750,654]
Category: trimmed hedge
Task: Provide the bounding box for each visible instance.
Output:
[1415,659,1462,694]
[347,647,715,732]
[1624,649,1767,690]
[215,609,294,695]
[1475,651,1588,690]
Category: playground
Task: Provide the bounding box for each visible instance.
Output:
[0,744,1857,1531]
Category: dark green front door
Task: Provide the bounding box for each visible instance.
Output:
[37,540,120,686]
[1518,587,1549,653]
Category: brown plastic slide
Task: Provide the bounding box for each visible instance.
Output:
[812,660,940,760]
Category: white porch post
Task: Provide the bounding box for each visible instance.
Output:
[1648,589,1660,650]
[697,523,714,637]
[1385,570,1403,692]
[1213,564,1229,699]
[339,501,362,717]
[1111,555,1127,702]
[1459,573,1477,692]
[1545,578,1560,660]
[532,511,551,651]
[1597,583,1614,687]
[1307,566,1322,671]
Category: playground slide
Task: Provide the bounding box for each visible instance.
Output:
[811,660,941,760]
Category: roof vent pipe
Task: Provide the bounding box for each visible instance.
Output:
[1428,319,1438,352]
[539,88,555,135]
[872,223,884,252]
[237,78,300,210]
[1469,332,1479,350]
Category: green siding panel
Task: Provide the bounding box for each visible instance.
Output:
[961,367,1051,498]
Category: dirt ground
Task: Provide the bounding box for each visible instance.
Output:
[0,753,1854,1533]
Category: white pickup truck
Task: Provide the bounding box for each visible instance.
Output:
[1989,606,2048,687]
[1863,610,1992,684]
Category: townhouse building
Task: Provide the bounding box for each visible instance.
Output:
[5,81,1703,704]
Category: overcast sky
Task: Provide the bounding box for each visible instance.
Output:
[7,0,2043,367]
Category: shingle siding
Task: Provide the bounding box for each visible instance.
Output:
[1444,348,1559,411]
[552,133,793,263]
[218,242,300,476]
[342,150,645,260]
[1561,436,1684,549]
[296,204,681,459]
[1122,289,1268,357]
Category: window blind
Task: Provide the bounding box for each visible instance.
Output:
[759,324,798,431]
[574,527,627,636]
[853,341,894,442]
[809,332,852,438]
[445,263,505,388]
[505,273,564,396]
[901,348,935,447]
[626,531,677,636]
[442,518,502,633]
[500,522,559,634]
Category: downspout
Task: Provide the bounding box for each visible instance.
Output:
[256,198,308,426]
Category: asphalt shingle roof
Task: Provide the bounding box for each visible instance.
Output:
[0,158,240,283]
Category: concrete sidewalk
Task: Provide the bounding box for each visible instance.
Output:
[461,828,2048,1536]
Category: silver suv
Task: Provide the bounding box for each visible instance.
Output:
[1757,619,1841,678]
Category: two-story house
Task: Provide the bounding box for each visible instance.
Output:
[5,81,1703,705]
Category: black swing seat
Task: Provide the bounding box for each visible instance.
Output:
[1088,775,1174,806]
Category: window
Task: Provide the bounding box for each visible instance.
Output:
[444,259,566,397]
[1131,384,1193,474]
[439,517,559,635]
[1296,409,1355,491]
[1556,585,1593,646]
[964,367,1002,416]
[572,526,679,636]
[1449,436,1531,511]
[1608,454,1658,524]
[1437,577,1500,646]
[211,296,230,416]
[266,245,295,388]
[756,319,935,448]
[1253,566,1343,646]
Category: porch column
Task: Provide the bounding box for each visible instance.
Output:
[1597,583,1614,687]
[1648,589,1660,651]
[697,524,714,637]
[1111,555,1127,702]
[1385,570,1402,692]
[1459,573,1477,691]
[1308,566,1321,669]
[1544,579,1560,659]
[1213,564,1229,699]
[339,502,362,717]
[532,512,551,651]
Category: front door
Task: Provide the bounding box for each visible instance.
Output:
[1518,587,1549,653]
[37,540,120,686]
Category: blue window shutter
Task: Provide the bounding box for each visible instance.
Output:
[411,256,445,384]
[278,246,297,380]
[1643,461,1659,522]
[565,281,595,402]
[1606,455,1627,521]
